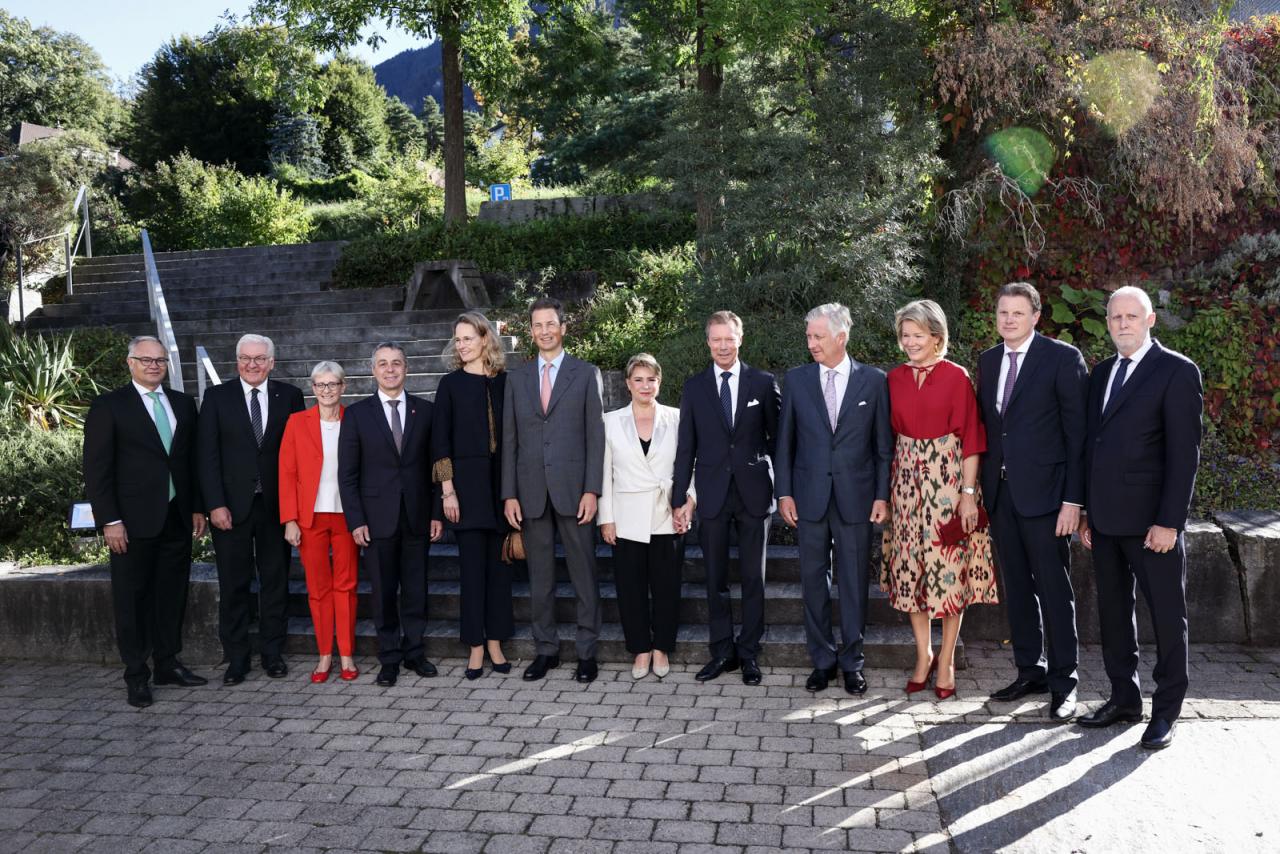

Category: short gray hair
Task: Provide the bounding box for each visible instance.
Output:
[625,352,662,380]
[1108,285,1154,316]
[371,341,406,367]
[804,303,852,338]
[310,360,345,382]
[236,333,275,359]
[127,335,164,356]
[894,299,950,358]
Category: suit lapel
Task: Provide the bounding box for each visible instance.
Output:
[1005,334,1047,413]
[161,386,188,451]
[306,405,324,454]
[837,359,869,431]
[979,347,1000,417]
[369,394,400,456]
[525,360,543,417]
[545,356,579,416]
[128,387,169,455]
[705,367,730,433]
[401,394,421,450]
[649,406,670,468]
[1102,341,1163,423]
[732,364,752,431]
[230,381,259,447]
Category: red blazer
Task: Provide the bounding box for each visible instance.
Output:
[279,405,345,529]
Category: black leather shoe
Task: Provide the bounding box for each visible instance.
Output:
[806,666,837,692]
[695,656,740,682]
[263,658,288,678]
[222,663,249,686]
[1141,717,1175,750]
[405,658,438,678]
[523,654,560,681]
[989,677,1049,702]
[1049,691,1078,722]
[464,667,485,681]
[574,658,598,684]
[153,663,208,687]
[375,664,399,687]
[1077,701,1144,728]
[126,682,153,709]
[741,659,762,686]
[843,671,868,696]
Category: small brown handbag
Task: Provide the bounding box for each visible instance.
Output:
[501,530,526,563]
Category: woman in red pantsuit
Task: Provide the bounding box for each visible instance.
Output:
[279,361,359,683]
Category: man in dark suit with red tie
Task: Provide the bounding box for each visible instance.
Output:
[672,310,780,686]
[84,336,207,708]
[977,282,1089,722]
[1077,286,1202,750]
[199,334,305,685]
[338,342,443,687]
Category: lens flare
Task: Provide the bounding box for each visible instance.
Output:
[984,127,1056,195]
[1080,49,1161,136]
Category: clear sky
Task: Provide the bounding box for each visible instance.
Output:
[3,1,432,83]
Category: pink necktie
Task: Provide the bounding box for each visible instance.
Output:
[540,362,552,413]
[1000,352,1019,414]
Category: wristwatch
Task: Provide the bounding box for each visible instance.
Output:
[960,486,976,495]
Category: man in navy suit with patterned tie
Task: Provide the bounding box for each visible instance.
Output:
[1077,286,1202,750]
[672,310,780,686]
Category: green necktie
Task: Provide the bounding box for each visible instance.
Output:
[148,391,176,501]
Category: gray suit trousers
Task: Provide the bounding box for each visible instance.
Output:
[798,499,871,672]
[523,498,601,659]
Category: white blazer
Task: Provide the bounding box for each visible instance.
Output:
[598,403,694,543]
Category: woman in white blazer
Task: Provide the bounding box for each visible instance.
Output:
[599,353,694,679]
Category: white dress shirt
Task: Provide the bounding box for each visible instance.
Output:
[133,381,176,432]
[240,377,268,424]
[996,334,1035,414]
[713,360,741,418]
[314,418,343,513]
[378,388,408,432]
[1102,335,1154,410]
[817,355,851,415]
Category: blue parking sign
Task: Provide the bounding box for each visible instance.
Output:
[489,183,512,202]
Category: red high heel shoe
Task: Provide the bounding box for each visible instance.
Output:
[934,663,957,700]
[905,658,938,694]
[339,666,360,681]
[310,667,332,684]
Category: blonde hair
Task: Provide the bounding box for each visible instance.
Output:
[625,352,662,380]
[705,310,744,337]
[449,312,506,376]
[894,299,949,358]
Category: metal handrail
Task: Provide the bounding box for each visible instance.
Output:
[141,229,184,392]
[12,185,91,321]
[195,345,221,405]
[70,185,92,267]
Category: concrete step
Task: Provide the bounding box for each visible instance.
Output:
[191,354,456,381]
[167,311,461,336]
[70,263,344,290]
[56,291,405,320]
[180,336,493,365]
[73,241,347,270]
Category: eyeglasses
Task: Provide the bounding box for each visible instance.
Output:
[128,356,167,368]
[237,355,271,366]
[312,381,344,392]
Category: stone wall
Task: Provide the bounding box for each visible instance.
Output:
[476,192,671,225]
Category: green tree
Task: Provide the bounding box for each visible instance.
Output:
[420,95,445,155]
[385,95,427,157]
[129,26,321,174]
[317,56,390,173]
[0,11,125,142]
[269,110,329,177]
[251,0,534,223]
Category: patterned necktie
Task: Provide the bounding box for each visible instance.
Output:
[250,387,263,446]
[147,391,175,501]
[388,398,403,453]
[720,371,733,427]
[1000,351,1019,415]
[1104,357,1132,415]
[540,362,552,414]
[824,369,838,432]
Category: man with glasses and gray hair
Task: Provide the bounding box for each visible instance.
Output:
[199,333,305,685]
[84,336,207,708]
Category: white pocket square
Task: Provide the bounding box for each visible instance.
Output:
[858,400,868,406]
[747,399,760,407]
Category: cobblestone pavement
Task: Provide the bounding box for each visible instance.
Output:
[1,641,1277,854]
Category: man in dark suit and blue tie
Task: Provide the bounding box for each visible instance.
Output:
[977,282,1089,721]
[84,336,208,708]
[672,310,780,686]
[775,304,892,695]
[1077,286,1202,750]
[339,342,443,687]
[199,333,305,685]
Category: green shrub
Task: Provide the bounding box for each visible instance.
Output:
[128,153,313,251]
[0,324,100,430]
[61,326,131,392]
[576,245,696,370]
[1191,429,1280,516]
[361,159,444,231]
[275,167,379,203]
[332,210,695,290]
[0,424,103,566]
[308,201,379,241]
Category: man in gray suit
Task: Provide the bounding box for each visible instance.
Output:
[775,303,893,695]
[503,296,606,683]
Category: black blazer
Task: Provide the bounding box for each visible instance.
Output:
[1084,339,1203,537]
[977,332,1089,517]
[198,378,305,524]
[430,370,506,531]
[83,383,199,538]
[673,363,780,519]
[338,391,438,539]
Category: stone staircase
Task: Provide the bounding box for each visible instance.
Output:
[24,242,981,670]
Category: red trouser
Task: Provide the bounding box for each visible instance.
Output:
[297,512,358,657]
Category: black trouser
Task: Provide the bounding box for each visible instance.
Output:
[212,493,289,667]
[1091,528,1189,721]
[990,481,1079,695]
[110,499,191,684]
[456,528,513,647]
[797,499,870,673]
[613,534,682,655]
[699,479,769,660]
[365,503,429,666]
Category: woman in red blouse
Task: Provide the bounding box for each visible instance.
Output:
[881,299,998,699]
